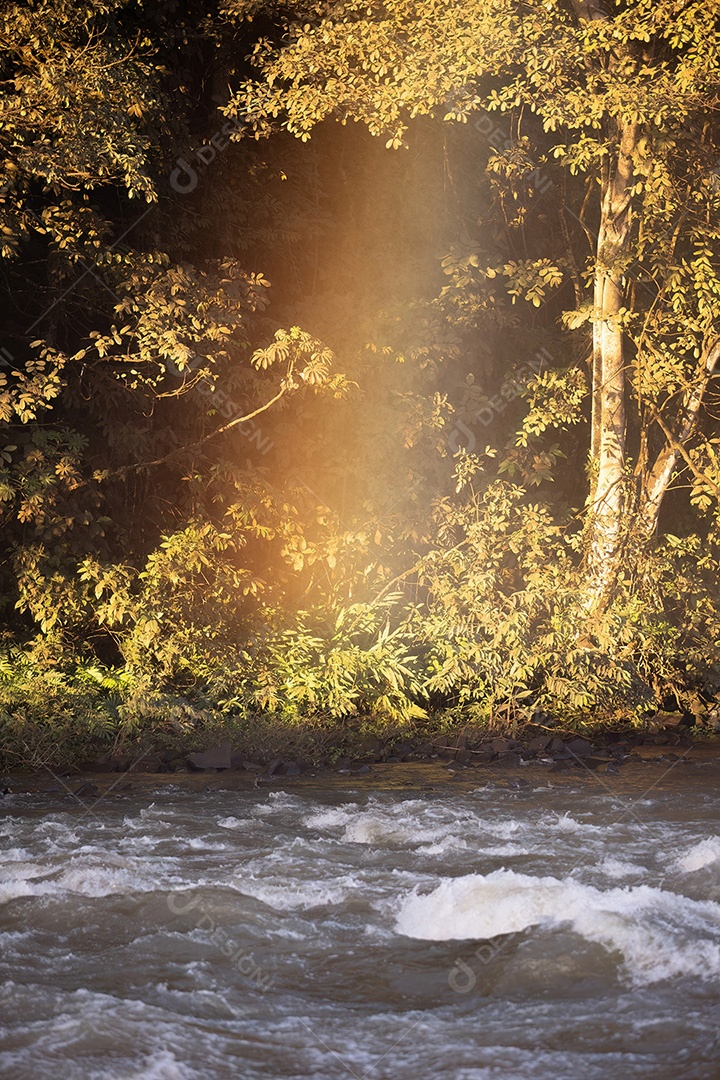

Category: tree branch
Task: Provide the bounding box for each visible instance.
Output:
[115,383,288,477]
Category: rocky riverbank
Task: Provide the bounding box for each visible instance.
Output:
[4,720,719,798]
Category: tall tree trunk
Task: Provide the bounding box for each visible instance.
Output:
[583,118,639,613]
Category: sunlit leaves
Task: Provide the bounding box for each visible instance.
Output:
[0,0,161,229]
[251,326,337,389]
[517,367,587,442]
[0,345,66,423]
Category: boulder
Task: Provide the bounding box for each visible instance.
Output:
[78,754,116,773]
[565,738,593,758]
[131,753,164,772]
[490,737,517,753]
[655,710,683,729]
[187,741,232,770]
[470,750,497,764]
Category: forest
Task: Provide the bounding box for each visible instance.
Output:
[2,0,720,769]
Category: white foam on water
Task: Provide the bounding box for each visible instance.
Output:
[303,806,357,830]
[305,801,480,850]
[1,845,32,862]
[1,1034,196,1080]
[0,861,54,903]
[540,812,599,833]
[216,816,255,830]
[598,856,648,879]
[60,864,182,898]
[417,836,469,855]
[118,1051,194,1080]
[675,837,720,873]
[341,814,446,846]
[0,858,45,879]
[184,837,231,851]
[251,791,304,816]
[484,819,524,839]
[4,787,720,1079]
[118,834,166,850]
[479,844,531,858]
[0,852,186,904]
[122,814,149,831]
[230,872,362,911]
[0,928,33,947]
[33,820,81,846]
[394,868,720,985]
[116,806,173,832]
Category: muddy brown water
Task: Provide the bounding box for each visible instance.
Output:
[1,757,720,1079]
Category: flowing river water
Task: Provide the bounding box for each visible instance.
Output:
[1,761,720,1079]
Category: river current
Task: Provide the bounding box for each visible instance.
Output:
[1,766,720,1079]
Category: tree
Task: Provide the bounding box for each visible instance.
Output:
[0,0,345,645]
[225,0,720,616]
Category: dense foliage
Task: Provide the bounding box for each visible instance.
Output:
[2,0,720,766]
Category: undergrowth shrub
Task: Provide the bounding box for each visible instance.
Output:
[4,460,720,770]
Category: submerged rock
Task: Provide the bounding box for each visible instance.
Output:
[583,755,615,770]
[74,781,99,797]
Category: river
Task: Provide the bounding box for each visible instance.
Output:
[1,762,720,1079]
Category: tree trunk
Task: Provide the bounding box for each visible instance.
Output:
[583,118,639,613]
[637,335,720,539]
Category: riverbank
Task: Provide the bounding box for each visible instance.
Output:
[4,725,720,799]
